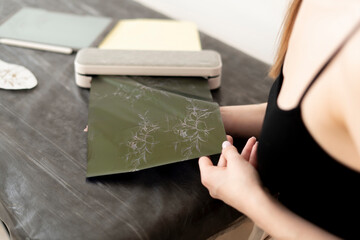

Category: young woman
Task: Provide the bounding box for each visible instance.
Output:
[199,0,360,239]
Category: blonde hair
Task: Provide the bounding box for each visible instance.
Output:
[269,0,302,78]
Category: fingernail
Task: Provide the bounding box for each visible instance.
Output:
[222,141,232,149]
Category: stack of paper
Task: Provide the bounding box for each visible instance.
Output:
[99,19,201,51]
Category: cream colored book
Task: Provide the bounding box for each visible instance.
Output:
[99,19,201,51]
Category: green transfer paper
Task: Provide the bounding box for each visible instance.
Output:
[87,76,226,177]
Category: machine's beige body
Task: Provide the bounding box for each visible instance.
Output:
[74,48,222,89]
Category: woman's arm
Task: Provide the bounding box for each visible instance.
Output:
[199,139,340,240]
[241,183,339,240]
[220,103,267,138]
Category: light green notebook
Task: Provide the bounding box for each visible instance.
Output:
[0,8,111,53]
[87,76,226,177]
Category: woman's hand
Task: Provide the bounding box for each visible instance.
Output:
[198,136,262,214]
[200,137,341,239]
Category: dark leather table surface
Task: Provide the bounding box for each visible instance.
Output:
[0,0,273,239]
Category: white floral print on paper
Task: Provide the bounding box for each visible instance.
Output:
[92,91,108,100]
[112,83,147,106]
[112,81,169,105]
[126,112,160,170]
[0,60,37,90]
[171,99,214,158]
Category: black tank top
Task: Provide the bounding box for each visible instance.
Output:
[257,21,360,239]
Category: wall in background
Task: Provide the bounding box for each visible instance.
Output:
[135,0,290,64]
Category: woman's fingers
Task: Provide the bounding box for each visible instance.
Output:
[241,137,257,161]
[249,141,258,168]
[199,156,214,171]
[221,141,240,164]
[199,156,218,188]
[226,135,233,145]
[217,156,227,167]
[218,137,232,167]
[220,136,257,166]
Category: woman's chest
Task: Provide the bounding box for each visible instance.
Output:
[276,0,360,171]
